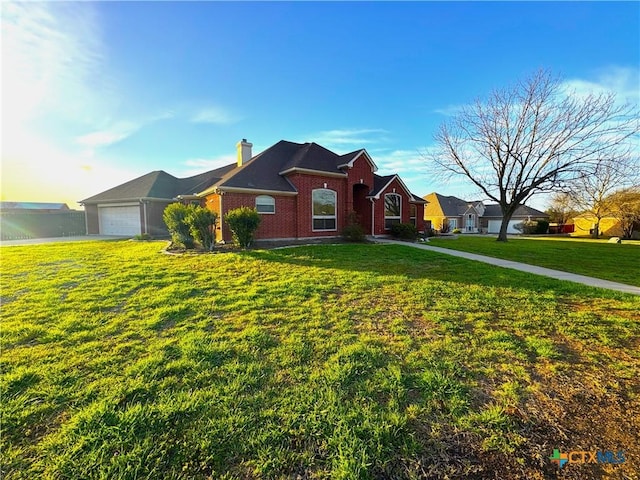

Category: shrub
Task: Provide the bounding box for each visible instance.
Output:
[440,219,451,234]
[163,203,195,248]
[535,220,549,234]
[133,233,152,241]
[225,207,261,248]
[390,222,418,241]
[342,211,366,242]
[186,207,218,251]
[452,228,462,234]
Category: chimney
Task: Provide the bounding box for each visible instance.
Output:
[236,138,252,167]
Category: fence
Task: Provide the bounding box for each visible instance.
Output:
[0,211,86,241]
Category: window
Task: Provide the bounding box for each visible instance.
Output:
[410,204,417,226]
[384,193,401,230]
[256,195,275,214]
[449,218,458,229]
[312,189,336,231]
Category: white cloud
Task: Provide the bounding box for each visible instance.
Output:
[306,128,390,151]
[75,121,141,148]
[179,154,236,177]
[190,106,239,125]
[562,66,640,105]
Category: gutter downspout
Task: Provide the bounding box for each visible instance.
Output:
[141,199,148,235]
[370,198,375,237]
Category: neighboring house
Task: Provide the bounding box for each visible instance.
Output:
[423,192,549,234]
[81,167,235,236]
[0,202,85,240]
[571,214,636,238]
[82,139,426,240]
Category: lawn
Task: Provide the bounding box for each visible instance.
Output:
[427,235,640,287]
[1,240,639,479]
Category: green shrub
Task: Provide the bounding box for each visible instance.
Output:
[452,228,462,234]
[186,207,218,251]
[225,207,261,247]
[163,203,195,248]
[535,220,549,234]
[133,233,153,241]
[342,211,366,242]
[390,222,418,240]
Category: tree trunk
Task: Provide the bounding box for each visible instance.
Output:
[497,208,517,242]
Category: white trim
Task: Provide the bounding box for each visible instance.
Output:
[370,197,375,236]
[311,188,337,232]
[384,193,402,230]
[255,195,276,214]
[97,202,139,208]
[369,174,414,200]
[336,149,379,172]
[211,186,298,196]
[279,167,347,178]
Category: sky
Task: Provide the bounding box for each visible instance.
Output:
[2,1,639,210]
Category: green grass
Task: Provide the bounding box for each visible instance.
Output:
[1,241,639,479]
[428,235,640,286]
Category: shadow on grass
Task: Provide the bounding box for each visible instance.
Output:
[244,243,628,300]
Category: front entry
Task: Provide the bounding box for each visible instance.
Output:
[352,184,371,233]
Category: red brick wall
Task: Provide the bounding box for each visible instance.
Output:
[287,173,348,238]
[207,192,298,241]
[373,178,414,236]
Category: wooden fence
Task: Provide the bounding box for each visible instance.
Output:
[1,211,86,240]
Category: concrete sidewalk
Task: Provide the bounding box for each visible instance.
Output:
[376,238,640,296]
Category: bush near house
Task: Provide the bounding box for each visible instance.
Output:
[163,203,196,248]
[391,222,418,240]
[186,208,218,251]
[225,206,261,248]
[342,211,366,242]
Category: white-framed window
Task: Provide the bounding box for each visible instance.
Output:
[410,204,417,226]
[255,195,275,214]
[312,189,337,231]
[384,193,402,230]
[449,218,458,229]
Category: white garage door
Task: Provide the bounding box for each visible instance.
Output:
[99,205,141,236]
[487,219,522,234]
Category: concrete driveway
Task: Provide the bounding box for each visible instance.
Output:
[0,235,129,246]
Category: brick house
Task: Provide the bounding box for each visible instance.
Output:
[202,140,426,242]
[81,139,426,240]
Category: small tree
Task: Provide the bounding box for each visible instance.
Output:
[163,203,195,248]
[225,206,261,248]
[186,207,218,251]
[440,218,451,234]
[546,192,577,233]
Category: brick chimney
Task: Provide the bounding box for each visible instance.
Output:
[236,138,252,167]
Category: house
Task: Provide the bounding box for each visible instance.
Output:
[82,139,427,240]
[571,214,640,238]
[423,192,549,234]
[81,166,236,236]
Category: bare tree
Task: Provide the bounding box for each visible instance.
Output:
[432,69,638,241]
[609,187,640,239]
[567,156,638,238]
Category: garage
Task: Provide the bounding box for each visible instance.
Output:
[487,219,522,234]
[98,205,141,236]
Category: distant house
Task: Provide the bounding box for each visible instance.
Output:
[571,214,640,238]
[0,202,85,240]
[82,139,426,240]
[423,192,549,234]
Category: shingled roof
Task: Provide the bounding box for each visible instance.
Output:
[483,204,549,218]
[81,164,236,204]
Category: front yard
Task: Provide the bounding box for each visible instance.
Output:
[1,241,639,479]
[427,235,640,287]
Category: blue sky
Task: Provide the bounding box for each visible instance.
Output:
[2,1,639,209]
